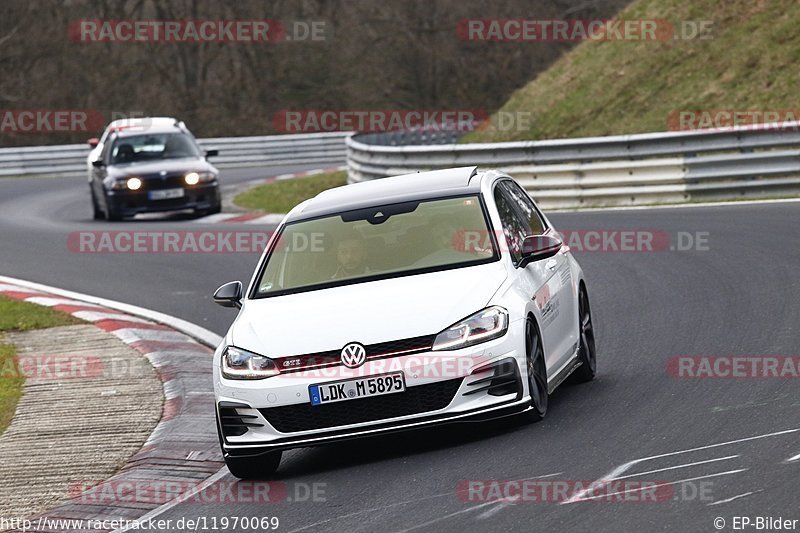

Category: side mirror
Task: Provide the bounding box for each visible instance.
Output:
[213,281,243,309]
[88,138,100,148]
[205,149,219,158]
[519,234,563,267]
[91,159,105,168]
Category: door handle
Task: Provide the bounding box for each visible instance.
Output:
[545,259,557,271]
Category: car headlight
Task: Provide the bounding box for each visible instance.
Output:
[221,346,279,380]
[432,306,509,351]
[107,177,141,190]
[185,171,215,185]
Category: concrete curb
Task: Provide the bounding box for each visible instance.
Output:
[0,280,223,533]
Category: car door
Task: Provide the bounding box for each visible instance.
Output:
[494,181,578,374]
[90,135,112,207]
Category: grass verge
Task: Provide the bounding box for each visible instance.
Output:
[0,295,83,434]
[463,0,800,142]
[234,171,348,213]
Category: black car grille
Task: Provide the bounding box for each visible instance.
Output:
[275,334,436,373]
[141,173,189,190]
[219,402,264,438]
[259,378,463,433]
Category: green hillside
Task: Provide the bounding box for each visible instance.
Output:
[463,0,800,142]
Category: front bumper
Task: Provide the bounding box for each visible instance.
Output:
[106,183,220,216]
[222,396,532,457]
[214,325,530,455]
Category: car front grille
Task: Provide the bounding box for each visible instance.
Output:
[274,334,436,373]
[259,378,463,433]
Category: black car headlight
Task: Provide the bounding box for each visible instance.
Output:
[432,306,509,351]
[221,346,279,380]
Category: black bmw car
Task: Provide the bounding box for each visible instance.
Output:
[88,120,221,221]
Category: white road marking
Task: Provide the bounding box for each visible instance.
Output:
[708,490,762,506]
[569,469,748,503]
[608,455,740,481]
[476,496,520,519]
[0,275,223,347]
[71,310,152,324]
[285,472,564,533]
[111,467,229,533]
[562,427,800,504]
[396,498,517,533]
[24,296,105,308]
[111,327,192,344]
[785,452,800,463]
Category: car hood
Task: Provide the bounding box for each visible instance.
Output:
[107,157,215,178]
[230,261,508,356]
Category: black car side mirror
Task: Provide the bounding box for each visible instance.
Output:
[214,281,243,309]
[519,234,563,268]
[205,149,219,158]
[91,159,105,168]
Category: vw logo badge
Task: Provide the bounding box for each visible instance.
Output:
[340,343,366,368]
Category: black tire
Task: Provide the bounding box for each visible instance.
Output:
[104,194,123,221]
[522,318,548,423]
[224,451,282,479]
[570,285,597,383]
[91,190,103,220]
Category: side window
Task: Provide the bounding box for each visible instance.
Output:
[493,184,529,264]
[502,181,546,235]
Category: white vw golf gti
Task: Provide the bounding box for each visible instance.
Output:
[213,167,596,478]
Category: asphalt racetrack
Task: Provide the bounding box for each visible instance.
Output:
[1,168,798,532]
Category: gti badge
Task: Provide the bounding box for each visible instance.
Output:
[340,343,366,368]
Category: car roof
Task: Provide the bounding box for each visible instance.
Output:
[106,117,176,129]
[290,166,482,221]
[113,125,190,138]
[105,117,191,138]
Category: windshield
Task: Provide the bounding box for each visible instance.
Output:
[253,195,498,297]
[110,133,201,164]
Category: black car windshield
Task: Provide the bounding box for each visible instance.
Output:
[110,133,201,164]
[253,195,498,298]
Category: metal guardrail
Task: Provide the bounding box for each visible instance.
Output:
[0,132,350,178]
[347,125,800,208]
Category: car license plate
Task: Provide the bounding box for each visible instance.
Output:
[148,188,184,200]
[309,372,405,406]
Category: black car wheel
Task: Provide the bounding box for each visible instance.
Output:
[90,189,103,220]
[522,318,548,423]
[570,285,597,383]
[104,194,123,221]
